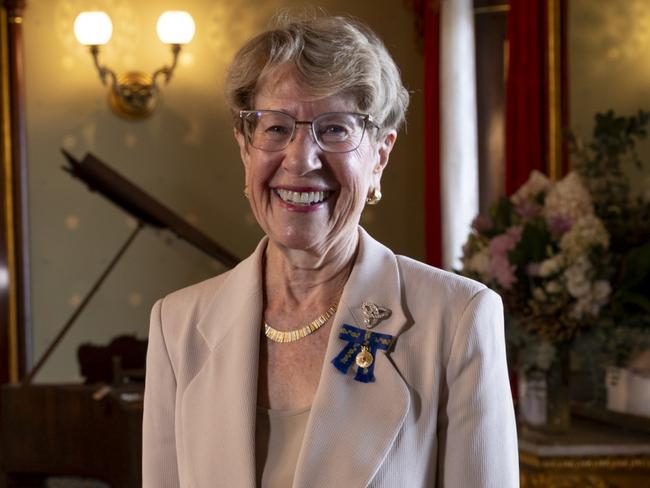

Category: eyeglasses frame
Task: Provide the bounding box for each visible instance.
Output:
[238,109,379,153]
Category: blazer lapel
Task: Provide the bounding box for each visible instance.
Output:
[293,228,411,488]
[181,239,267,488]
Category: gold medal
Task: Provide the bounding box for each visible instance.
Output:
[355,345,374,368]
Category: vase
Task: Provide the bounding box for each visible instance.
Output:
[607,366,650,418]
[627,370,650,417]
[605,366,628,413]
[518,342,571,433]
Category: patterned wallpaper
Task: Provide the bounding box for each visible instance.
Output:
[23,0,425,381]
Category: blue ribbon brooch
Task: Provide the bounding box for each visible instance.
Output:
[331,324,394,383]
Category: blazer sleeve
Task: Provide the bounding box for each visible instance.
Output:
[437,288,519,487]
[143,298,181,487]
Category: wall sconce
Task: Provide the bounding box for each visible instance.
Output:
[74,10,195,119]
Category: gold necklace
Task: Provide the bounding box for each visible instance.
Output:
[264,303,338,343]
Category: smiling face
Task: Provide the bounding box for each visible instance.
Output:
[234,68,396,257]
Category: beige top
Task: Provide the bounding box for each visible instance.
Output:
[255,406,311,488]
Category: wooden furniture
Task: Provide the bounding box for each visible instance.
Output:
[519,415,650,487]
[0,384,143,487]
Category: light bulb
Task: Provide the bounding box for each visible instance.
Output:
[74,11,113,46]
[156,11,195,45]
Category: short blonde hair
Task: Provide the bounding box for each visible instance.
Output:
[224,14,409,137]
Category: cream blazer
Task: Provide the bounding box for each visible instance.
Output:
[143,228,519,487]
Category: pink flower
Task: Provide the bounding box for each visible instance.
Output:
[491,255,517,289]
[548,216,572,235]
[488,226,523,289]
[526,263,541,276]
[515,200,542,221]
[491,226,522,253]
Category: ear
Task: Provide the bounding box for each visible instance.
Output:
[372,130,397,184]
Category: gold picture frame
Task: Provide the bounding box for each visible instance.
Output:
[1,0,29,384]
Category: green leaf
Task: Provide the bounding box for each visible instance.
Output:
[491,197,513,233]
[618,242,650,290]
[614,291,650,313]
[510,223,551,264]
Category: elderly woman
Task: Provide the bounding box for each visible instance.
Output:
[143,14,518,488]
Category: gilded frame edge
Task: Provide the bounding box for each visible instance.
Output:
[547,0,566,180]
[1,4,20,383]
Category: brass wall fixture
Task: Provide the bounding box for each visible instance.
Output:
[73,11,195,119]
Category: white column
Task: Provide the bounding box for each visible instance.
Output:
[440,0,479,270]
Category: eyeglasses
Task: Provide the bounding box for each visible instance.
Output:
[239,110,378,153]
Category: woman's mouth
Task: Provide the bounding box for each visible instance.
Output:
[274,188,333,206]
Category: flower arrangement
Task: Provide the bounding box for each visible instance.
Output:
[460,111,650,373]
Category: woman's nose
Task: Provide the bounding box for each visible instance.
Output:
[281,125,322,175]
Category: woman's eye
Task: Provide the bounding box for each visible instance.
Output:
[321,125,349,136]
[264,125,291,135]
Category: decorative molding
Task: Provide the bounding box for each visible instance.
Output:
[520,451,650,470]
[521,472,613,488]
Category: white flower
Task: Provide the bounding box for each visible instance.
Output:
[533,287,547,302]
[467,247,490,276]
[544,172,594,225]
[538,255,565,277]
[571,296,603,320]
[593,280,612,301]
[567,276,611,319]
[511,170,552,205]
[565,255,591,274]
[567,277,591,298]
[564,256,593,298]
[560,214,610,259]
[545,280,562,294]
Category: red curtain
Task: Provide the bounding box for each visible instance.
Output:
[505,0,549,196]
[422,2,442,267]
[560,0,570,176]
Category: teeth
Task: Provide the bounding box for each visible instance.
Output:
[276,189,330,205]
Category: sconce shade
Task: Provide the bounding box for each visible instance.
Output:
[156,11,195,45]
[74,11,113,46]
